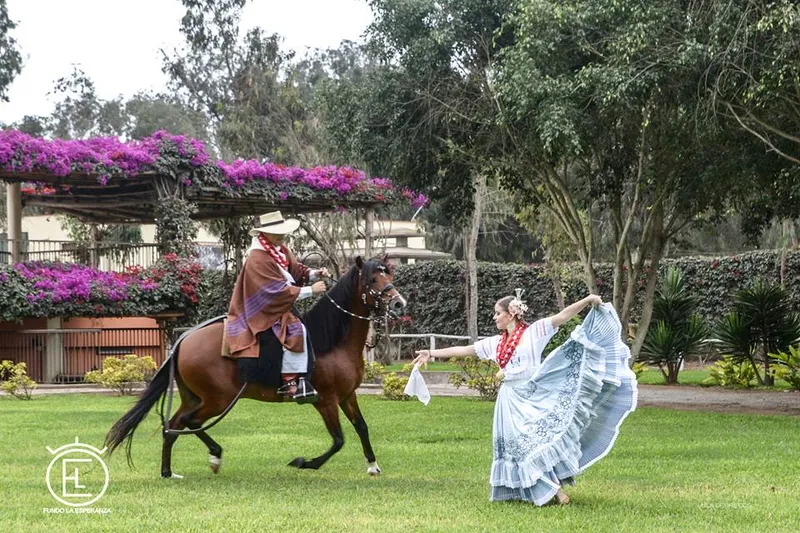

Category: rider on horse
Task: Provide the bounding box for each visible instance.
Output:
[225,211,328,403]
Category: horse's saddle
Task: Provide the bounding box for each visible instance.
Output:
[221,319,232,357]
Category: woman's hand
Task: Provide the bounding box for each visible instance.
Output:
[586,294,603,307]
[413,349,432,366]
[316,267,330,278]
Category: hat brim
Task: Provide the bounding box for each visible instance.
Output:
[248,218,301,236]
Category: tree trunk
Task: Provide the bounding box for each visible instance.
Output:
[630,216,666,360]
[551,275,565,310]
[90,223,100,269]
[465,175,483,342]
[749,355,764,386]
[763,346,774,386]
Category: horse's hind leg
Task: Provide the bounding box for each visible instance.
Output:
[162,403,189,479]
[340,393,380,475]
[181,412,224,474]
[288,398,344,470]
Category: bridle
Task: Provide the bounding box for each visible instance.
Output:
[323,267,399,322]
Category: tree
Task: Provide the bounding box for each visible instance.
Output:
[0,0,22,234]
[496,0,753,355]
[162,0,306,162]
[319,0,514,340]
[0,0,22,102]
[709,0,800,166]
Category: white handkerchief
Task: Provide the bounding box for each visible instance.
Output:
[403,363,430,405]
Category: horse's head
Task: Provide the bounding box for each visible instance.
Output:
[356,255,407,316]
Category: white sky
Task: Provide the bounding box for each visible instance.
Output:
[0,0,373,125]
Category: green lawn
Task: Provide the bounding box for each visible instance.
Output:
[386,362,793,389]
[637,369,713,386]
[383,361,462,372]
[1,394,798,532]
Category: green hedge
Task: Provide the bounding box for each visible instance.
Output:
[391,251,800,336]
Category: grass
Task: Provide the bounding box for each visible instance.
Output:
[385,361,795,390]
[383,361,462,372]
[1,394,798,532]
[637,369,713,386]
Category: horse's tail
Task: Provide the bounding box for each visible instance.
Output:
[105,351,174,465]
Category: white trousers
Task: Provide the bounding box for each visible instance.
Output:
[281,323,308,374]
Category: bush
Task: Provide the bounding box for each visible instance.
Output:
[712,279,800,386]
[0,255,202,322]
[362,360,385,384]
[380,367,411,401]
[0,360,37,400]
[448,358,501,401]
[639,268,708,384]
[84,354,157,395]
[704,356,756,388]
[771,345,800,391]
[631,361,648,379]
[544,316,582,357]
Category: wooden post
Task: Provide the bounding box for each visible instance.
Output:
[6,183,22,263]
[364,207,374,258]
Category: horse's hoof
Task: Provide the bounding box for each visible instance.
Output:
[288,457,306,468]
[162,472,184,479]
[209,455,222,474]
[367,461,382,476]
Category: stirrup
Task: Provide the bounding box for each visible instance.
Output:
[277,380,297,399]
[294,377,319,405]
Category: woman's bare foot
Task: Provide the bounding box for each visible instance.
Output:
[555,488,570,505]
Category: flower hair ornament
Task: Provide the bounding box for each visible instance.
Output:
[507,288,529,319]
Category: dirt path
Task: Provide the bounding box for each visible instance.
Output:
[635,384,800,416]
[7,382,798,416]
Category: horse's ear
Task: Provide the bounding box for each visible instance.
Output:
[382,253,389,263]
[355,256,364,269]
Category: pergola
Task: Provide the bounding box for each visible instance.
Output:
[0,131,424,262]
[1,170,382,262]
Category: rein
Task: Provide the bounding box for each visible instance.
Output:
[322,269,395,323]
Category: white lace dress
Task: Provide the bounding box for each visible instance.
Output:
[474,303,638,505]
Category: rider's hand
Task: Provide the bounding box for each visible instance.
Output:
[316,267,330,278]
[413,350,431,366]
[311,280,327,294]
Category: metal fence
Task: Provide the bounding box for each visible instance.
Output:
[0,239,225,271]
[0,328,169,383]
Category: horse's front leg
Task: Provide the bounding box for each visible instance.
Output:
[288,397,344,470]
[340,393,380,475]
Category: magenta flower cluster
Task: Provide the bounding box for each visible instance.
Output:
[13,262,155,305]
[0,130,429,208]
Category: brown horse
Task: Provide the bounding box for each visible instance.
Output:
[105,256,406,478]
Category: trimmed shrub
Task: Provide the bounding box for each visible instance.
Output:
[448,358,501,401]
[704,356,756,388]
[392,251,800,337]
[0,360,37,400]
[84,354,157,396]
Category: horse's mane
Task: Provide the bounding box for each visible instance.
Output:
[304,258,383,356]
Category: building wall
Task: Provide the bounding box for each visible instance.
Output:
[0,315,166,383]
[21,215,218,244]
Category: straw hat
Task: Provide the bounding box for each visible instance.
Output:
[248,211,301,236]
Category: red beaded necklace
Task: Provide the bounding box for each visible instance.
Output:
[496,321,529,369]
[257,233,289,270]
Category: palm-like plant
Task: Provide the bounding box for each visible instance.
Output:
[639,268,708,384]
[713,279,800,386]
